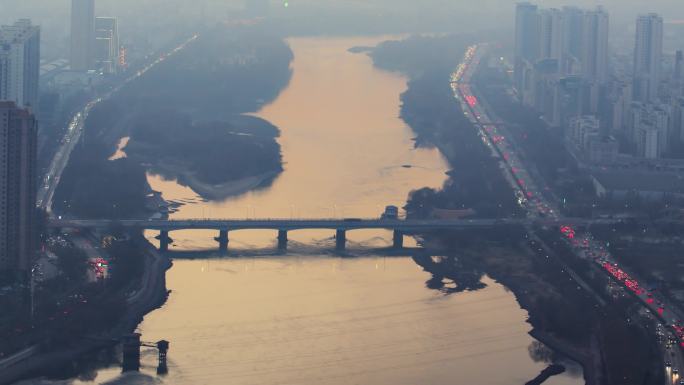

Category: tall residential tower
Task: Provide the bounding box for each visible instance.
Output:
[95,17,119,74]
[0,20,40,109]
[581,7,609,84]
[633,13,663,102]
[514,2,539,91]
[70,0,95,71]
[0,102,37,279]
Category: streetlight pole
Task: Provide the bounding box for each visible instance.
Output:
[30,266,36,324]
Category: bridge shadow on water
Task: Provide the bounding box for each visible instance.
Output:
[162,245,487,296]
[163,245,434,260]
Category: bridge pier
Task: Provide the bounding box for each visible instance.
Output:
[277,230,288,249]
[335,229,346,250]
[393,230,404,249]
[122,333,142,372]
[214,230,229,251]
[156,231,173,252]
[156,340,170,375]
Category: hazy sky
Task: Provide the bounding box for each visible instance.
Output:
[1,0,683,59]
[3,0,684,28]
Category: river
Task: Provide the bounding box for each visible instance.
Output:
[20,36,584,385]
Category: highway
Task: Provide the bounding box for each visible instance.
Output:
[451,44,558,220]
[47,216,629,232]
[36,34,199,214]
[455,44,683,384]
[49,217,520,231]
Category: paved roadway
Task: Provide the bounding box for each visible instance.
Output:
[36,34,199,214]
[47,217,628,233]
[50,218,518,232]
[456,44,683,384]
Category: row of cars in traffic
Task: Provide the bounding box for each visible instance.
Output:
[453,43,684,384]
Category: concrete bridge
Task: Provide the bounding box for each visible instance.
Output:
[48,217,623,251]
[49,217,534,251]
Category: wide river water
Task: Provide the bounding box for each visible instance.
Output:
[24,36,583,385]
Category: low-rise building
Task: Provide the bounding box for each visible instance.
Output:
[592,171,684,201]
[587,136,619,164]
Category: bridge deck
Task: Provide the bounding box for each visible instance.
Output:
[50,218,522,231]
[47,217,610,232]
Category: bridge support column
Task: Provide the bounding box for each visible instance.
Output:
[156,340,170,375]
[215,230,229,251]
[393,230,404,249]
[335,229,346,250]
[277,230,288,249]
[122,333,142,372]
[156,231,173,252]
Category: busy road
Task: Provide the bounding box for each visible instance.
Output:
[453,44,684,384]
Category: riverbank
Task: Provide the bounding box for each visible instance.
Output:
[366,35,523,219]
[525,363,566,385]
[422,231,597,384]
[173,170,280,201]
[53,26,292,218]
[366,36,600,383]
[126,113,284,201]
[0,237,171,385]
[370,34,671,384]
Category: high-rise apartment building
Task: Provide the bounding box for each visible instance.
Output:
[581,7,609,84]
[95,17,119,74]
[537,8,564,64]
[514,2,611,116]
[562,7,584,59]
[0,102,37,279]
[630,102,670,158]
[675,50,684,80]
[633,14,663,102]
[561,6,584,75]
[608,80,633,135]
[514,2,540,90]
[568,115,599,148]
[672,97,684,141]
[70,0,95,71]
[636,123,661,159]
[0,20,40,109]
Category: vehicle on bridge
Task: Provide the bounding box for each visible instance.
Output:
[381,205,399,220]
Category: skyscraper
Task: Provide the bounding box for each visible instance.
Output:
[562,7,584,59]
[95,17,119,74]
[70,0,95,71]
[675,50,683,80]
[0,102,37,279]
[515,3,539,61]
[537,8,564,64]
[581,7,609,84]
[633,14,663,102]
[514,2,539,91]
[0,20,40,109]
